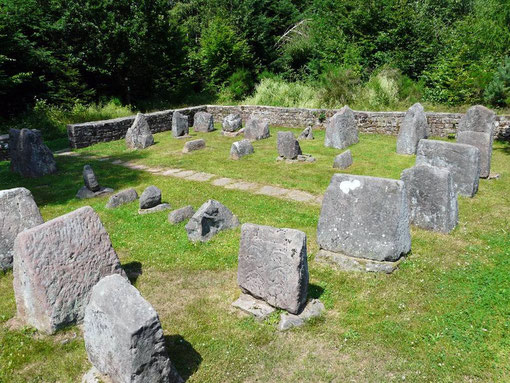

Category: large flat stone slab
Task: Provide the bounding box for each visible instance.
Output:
[325,106,358,150]
[396,103,429,155]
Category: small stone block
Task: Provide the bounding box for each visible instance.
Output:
[232,293,276,321]
[316,249,402,273]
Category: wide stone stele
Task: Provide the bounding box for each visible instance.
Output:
[415,139,480,197]
[396,103,429,155]
[84,274,183,383]
[0,187,43,270]
[9,128,57,178]
[457,131,492,179]
[172,111,189,137]
[13,206,124,334]
[401,164,458,233]
[325,106,358,150]
[237,223,309,314]
[317,174,411,269]
[244,117,270,141]
[185,199,240,242]
[230,139,254,160]
[222,113,242,132]
[193,111,214,132]
[125,113,154,149]
[277,131,302,159]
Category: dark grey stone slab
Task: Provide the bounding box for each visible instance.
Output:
[396,103,429,154]
[325,106,358,149]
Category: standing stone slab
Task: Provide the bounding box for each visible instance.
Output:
[125,113,154,149]
[317,174,411,263]
[185,200,240,242]
[13,206,124,334]
[325,106,358,150]
[222,114,242,132]
[396,103,429,155]
[230,139,254,160]
[84,275,182,383]
[9,128,57,178]
[457,131,492,178]
[298,126,314,140]
[237,223,308,314]
[0,188,43,270]
[401,164,458,233]
[333,150,353,169]
[139,186,162,209]
[244,117,270,141]
[172,111,189,138]
[83,165,100,192]
[182,139,206,153]
[106,188,138,209]
[416,139,480,197]
[193,111,214,132]
[458,105,495,135]
[277,131,302,159]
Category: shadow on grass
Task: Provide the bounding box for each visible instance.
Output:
[494,139,510,156]
[165,335,202,382]
[122,261,143,284]
[308,283,325,300]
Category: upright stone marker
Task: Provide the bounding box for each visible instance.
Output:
[457,105,495,178]
[230,139,254,160]
[237,223,308,314]
[401,164,458,233]
[396,103,429,154]
[244,116,270,141]
[185,200,239,242]
[172,111,189,137]
[83,165,100,192]
[193,111,214,132]
[9,128,57,178]
[325,106,358,149]
[317,174,411,270]
[125,113,154,149]
[277,131,302,159]
[416,139,480,197]
[298,126,314,140]
[0,187,43,270]
[222,114,242,132]
[333,150,353,169]
[13,206,124,334]
[84,274,183,383]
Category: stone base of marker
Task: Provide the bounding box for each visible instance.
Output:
[76,186,114,200]
[138,203,171,215]
[316,249,402,274]
[278,299,325,331]
[222,128,245,137]
[276,154,316,163]
[232,293,276,321]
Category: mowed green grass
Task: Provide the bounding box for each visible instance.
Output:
[0,128,509,382]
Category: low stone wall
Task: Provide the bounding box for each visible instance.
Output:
[66,104,510,149]
[0,134,9,161]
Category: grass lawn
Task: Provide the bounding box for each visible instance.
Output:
[1,127,509,382]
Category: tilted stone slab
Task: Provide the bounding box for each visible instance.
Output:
[84,274,182,383]
[0,187,43,270]
[298,126,314,140]
[172,111,189,137]
[182,139,206,153]
[237,223,308,314]
[13,206,124,334]
[325,106,358,149]
[396,103,429,155]
[458,105,495,135]
[185,199,239,242]
[333,150,353,169]
[222,114,242,132]
[106,188,138,209]
[244,117,270,141]
[317,174,411,262]
[125,113,154,149]
[140,186,162,209]
[230,139,254,160]
[193,111,214,132]
[277,131,302,159]
[416,139,480,197]
[401,164,458,233]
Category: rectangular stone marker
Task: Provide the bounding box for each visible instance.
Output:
[237,223,308,314]
[457,131,492,179]
[193,111,214,132]
[325,105,358,150]
[415,139,480,197]
[172,111,189,137]
[317,174,411,263]
[13,206,124,334]
[401,164,458,233]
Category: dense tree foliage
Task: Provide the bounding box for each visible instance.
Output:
[1,0,509,118]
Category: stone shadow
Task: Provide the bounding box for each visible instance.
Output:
[122,261,142,284]
[165,335,202,382]
[308,283,325,300]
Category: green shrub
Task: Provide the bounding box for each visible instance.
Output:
[318,66,361,108]
[222,69,255,101]
[244,77,321,108]
[485,57,510,107]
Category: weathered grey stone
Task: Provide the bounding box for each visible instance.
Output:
[244,117,270,141]
[83,165,100,192]
[106,188,138,209]
[237,223,308,314]
[333,150,353,169]
[298,126,314,140]
[182,139,206,153]
[316,249,401,273]
[317,174,411,262]
[458,105,495,134]
[278,299,325,331]
[231,293,276,321]
[125,113,154,149]
[396,103,429,154]
[168,205,195,224]
[138,203,171,215]
[416,139,480,197]
[222,128,245,137]
[9,128,57,178]
[222,114,242,132]
[185,200,240,242]
[277,131,302,159]
[230,139,254,160]
[76,186,114,200]
[140,186,162,209]
[82,366,112,383]
[0,188,43,270]
[13,206,124,334]
[457,131,492,179]
[84,274,182,383]
[401,164,458,233]
[193,111,214,132]
[172,111,189,137]
[325,106,358,149]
